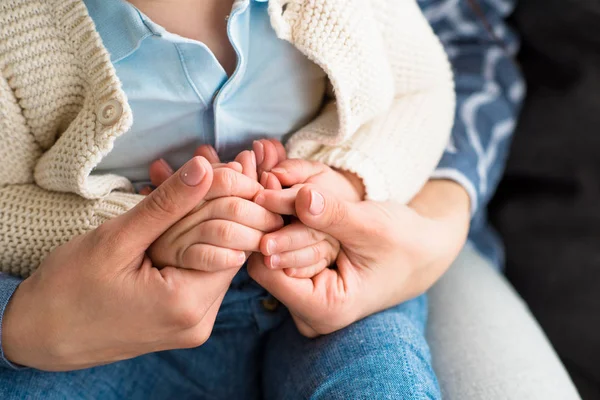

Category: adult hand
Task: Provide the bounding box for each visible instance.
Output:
[2,157,240,371]
[248,179,470,337]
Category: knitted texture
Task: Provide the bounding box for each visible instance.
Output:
[0,0,454,277]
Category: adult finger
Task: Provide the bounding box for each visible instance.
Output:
[294,185,377,245]
[260,222,329,256]
[270,159,328,187]
[284,260,329,278]
[107,156,214,251]
[266,240,337,270]
[253,187,299,215]
[149,159,175,187]
[194,144,221,164]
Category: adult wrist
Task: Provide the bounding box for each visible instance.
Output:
[409,179,471,228]
[0,275,28,369]
[1,276,48,369]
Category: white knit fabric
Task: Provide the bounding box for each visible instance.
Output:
[0,0,455,277]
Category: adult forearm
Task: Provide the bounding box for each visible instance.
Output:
[373,179,472,314]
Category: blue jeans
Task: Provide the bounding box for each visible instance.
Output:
[0,269,440,399]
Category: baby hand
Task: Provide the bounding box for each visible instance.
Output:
[259,218,340,278]
[147,155,284,272]
[253,145,353,278]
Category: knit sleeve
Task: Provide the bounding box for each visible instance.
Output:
[287,0,455,204]
[0,73,142,278]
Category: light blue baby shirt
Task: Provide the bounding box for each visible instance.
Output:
[86,0,326,189]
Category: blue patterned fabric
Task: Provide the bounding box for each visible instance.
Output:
[420,0,525,267]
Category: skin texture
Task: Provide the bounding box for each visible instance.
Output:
[148,141,471,338]
[147,141,357,279]
[127,0,237,75]
[2,157,249,371]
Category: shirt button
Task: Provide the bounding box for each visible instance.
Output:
[261,297,279,312]
[97,99,123,126]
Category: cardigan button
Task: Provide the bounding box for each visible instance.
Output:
[97,99,123,126]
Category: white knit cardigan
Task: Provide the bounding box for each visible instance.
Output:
[0,0,455,277]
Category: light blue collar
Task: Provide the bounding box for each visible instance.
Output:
[85,0,267,63]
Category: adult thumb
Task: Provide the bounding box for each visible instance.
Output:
[294,185,367,244]
[112,156,213,249]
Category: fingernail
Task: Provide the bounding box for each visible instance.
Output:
[309,190,325,215]
[254,192,265,205]
[158,158,174,175]
[180,158,206,187]
[270,254,280,268]
[260,171,268,187]
[250,150,257,168]
[238,252,247,264]
[271,167,286,174]
[253,141,264,164]
[266,239,277,255]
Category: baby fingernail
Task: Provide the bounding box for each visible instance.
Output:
[238,252,247,264]
[271,167,287,174]
[158,158,174,175]
[270,254,280,268]
[266,239,277,255]
[253,141,264,164]
[181,158,206,187]
[260,171,268,187]
[254,192,265,205]
[309,190,325,215]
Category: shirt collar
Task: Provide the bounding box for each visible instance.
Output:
[86,0,266,64]
[85,0,158,63]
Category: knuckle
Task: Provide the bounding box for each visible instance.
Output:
[180,325,213,348]
[172,303,203,329]
[195,246,216,270]
[147,185,179,216]
[216,169,238,194]
[217,222,236,243]
[307,227,321,243]
[311,244,323,261]
[328,201,348,230]
[175,244,188,268]
[91,223,124,255]
[227,198,246,219]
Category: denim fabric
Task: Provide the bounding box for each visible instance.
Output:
[0,274,23,369]
[0,270,439,399]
